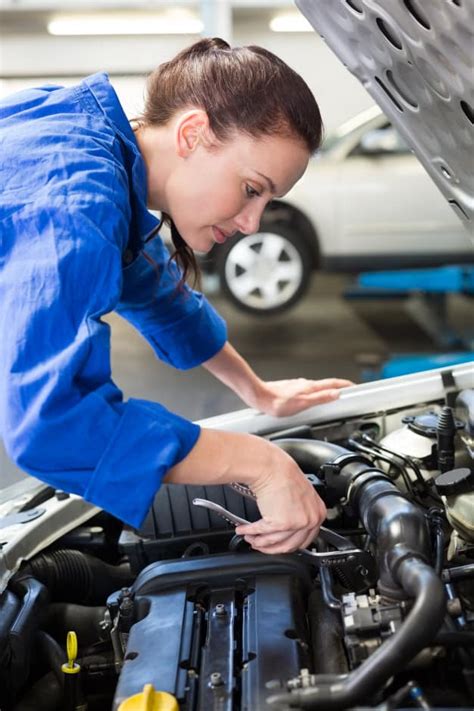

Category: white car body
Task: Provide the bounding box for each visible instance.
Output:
[213,107,473,315]
[286,107,472,270]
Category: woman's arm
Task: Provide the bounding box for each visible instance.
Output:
[116,238,228,370]
[203,341,353,417]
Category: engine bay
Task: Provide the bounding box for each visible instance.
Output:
[0,371,473,710]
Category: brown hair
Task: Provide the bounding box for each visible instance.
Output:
[141,37,323,286]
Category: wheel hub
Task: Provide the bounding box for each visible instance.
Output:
[224,231,304,311]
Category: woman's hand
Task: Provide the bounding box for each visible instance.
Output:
[203,342,353,417]
[235,445,327,554]
[165,429,327,554]
[251,377,353,417]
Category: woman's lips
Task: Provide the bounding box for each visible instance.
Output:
[212,226,228,244]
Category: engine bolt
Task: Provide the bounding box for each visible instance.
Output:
[210,672,224,687]
[215,603,226,616]
[447,597,463,617]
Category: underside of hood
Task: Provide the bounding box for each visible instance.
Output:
[296,0,474,240]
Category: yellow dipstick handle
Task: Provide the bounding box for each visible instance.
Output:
[61,630,81,675]
[118,684,179,711]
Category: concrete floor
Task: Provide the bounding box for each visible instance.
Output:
[1,272,472,487]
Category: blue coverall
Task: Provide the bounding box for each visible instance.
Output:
[0,73,227,527]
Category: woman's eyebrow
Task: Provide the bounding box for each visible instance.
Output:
[255,171,276,194]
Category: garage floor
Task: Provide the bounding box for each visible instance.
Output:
[1,273,472,487]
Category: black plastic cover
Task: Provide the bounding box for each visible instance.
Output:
[434,467,474,497]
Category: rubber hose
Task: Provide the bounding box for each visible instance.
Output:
[274,439,348,471]
[268,558,445,709]
[37,631,64,688]
[273,438,432,596]
[12,671,61,711]
[18,549,132,604]
[44,603,107,650]
[442,563,474,582]
[267,439,445,709]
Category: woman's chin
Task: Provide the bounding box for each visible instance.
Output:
[182,231,214,254]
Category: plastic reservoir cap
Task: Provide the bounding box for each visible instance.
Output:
[118,684,179,711]
[434,467,474,497]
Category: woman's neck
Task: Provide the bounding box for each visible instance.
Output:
[132,122,174,212]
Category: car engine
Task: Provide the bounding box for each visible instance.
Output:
[0,373,473,710]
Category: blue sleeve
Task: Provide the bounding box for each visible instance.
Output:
[1,199,200,528]
[115,236,227,370]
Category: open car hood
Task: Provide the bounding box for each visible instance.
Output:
[296,0,474,239]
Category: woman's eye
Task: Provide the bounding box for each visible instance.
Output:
[245,184,261,199]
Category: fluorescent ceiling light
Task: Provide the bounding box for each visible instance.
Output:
[48,10,203,36]
[270,12,313,32]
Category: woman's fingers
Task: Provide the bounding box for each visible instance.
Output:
[305,388,341,404]
[300,526,321,550]
[248,527,319,555]
[236,445,327,555]
[235,518,285,537]
[243,529,306,548]
[236,515,323,554]
[310,378,354,390]
[244,527,319,553]
[267,377,353,393]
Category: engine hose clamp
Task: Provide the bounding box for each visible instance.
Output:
[330,452,374,470]
[387,544,430,583]
[341,468,389,506]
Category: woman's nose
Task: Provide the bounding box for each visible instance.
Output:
[234,203,264,235]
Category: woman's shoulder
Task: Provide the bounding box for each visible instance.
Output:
[0,76,138,255]
[1,76,129,200]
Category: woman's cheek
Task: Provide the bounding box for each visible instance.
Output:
[217,189,246,221]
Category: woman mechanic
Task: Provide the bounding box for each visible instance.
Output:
[0,38,352,555]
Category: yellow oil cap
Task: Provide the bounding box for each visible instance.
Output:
[61,630,81,675]
[118,684,179,711]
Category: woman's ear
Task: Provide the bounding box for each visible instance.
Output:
[175,109,213,157]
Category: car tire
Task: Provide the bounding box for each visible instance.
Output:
[216,221,313,316]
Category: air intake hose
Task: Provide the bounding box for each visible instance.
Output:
[17,549,132,604]
[267,554,445,709]
[266,439,446,709]
[274,438,432,597]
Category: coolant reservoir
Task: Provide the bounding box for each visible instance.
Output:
[434,468,474,542]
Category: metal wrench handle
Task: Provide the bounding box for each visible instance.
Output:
[228,481,256,499]
[193,498,250,527]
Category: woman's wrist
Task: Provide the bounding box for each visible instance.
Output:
[231,372,268,411]
[243,379,276,413]
[203,341,267,409]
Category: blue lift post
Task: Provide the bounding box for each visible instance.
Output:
[345,265,474,378]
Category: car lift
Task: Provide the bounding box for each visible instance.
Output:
[345,265,474,378]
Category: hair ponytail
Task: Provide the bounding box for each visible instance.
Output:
[142,214,199,291]
[168,218,199,290]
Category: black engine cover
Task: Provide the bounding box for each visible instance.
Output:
[112,553,312,711]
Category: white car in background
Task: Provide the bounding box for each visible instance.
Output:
[211,106,472,315]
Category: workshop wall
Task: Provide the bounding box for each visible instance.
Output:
[0,21,373,133]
